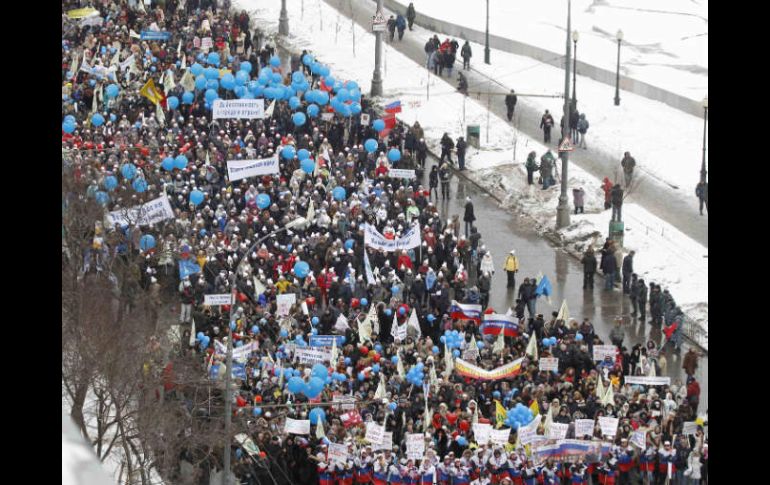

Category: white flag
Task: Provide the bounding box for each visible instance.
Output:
[443,343,454,378]
[526,332,538,361]
[556,299,569,323]
[363,250,375,285]
[254,277,266,296]
[189,318,197,347]
[359,307,374,343]
[407,309,422,338]
[596,376,605,400]
[602,382,616,406]
[264,100,276,118]
[306,199,315,225]
[156,101,166,127]
[429,362,439,388]
[396,350,406,379]
[180,69,196,92]
[110,47,121,67]
[374,374,387,400]
[316,419,326,439]
[331,338,339,364]
[493,330,505,353]
[335,314,350,332]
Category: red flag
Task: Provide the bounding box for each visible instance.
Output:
[383,113,396,129]
[340,410,363,428]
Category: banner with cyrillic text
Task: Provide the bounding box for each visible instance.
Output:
[284,418,311,435]
[623,376,671,386]
[107,195,175,227]
[294,347,333,365]
[227,156,280,182]
[213,99,265,119]
[364,223,421,252]
[204,294,233,306]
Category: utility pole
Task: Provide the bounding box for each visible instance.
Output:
[279,0,289,36]
[614,30,623,106]
[700,96,708,182]
[371,0,384,97]
[484,0,491,64]
[556,0,572,229]
[572,30,579,107]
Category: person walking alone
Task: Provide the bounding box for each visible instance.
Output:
[387,15,397,42]
[695,180,708,215]
[396,14,406,41]
[577,113,589,149]
[540,110,555,143]
[456,136,467,171]
[407,2,416,30]
[440,132,454,163]
[461,40,472,70]
[505,90,518,122]
[581,247,597,290]
[463,197,476,237]
[503,249,519,289]
[611,183,624,222]
[439,163,451,200]
[622,250,635,294]
[429,165,439,201]
[620,152,636,188]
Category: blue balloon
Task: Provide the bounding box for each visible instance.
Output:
[271,72,282,84]
[206,79,220,91]
[312,363,329,378]
[292,112,306,126]
[333,186,346,201]
[132,178,147,193]
[364,138,378,153]
[235,71,249,86]
[385,309,392,316]
[357,372,366,381]
[297,148,310,161]
[281,145,296,160]
[207,52,220,66]
[95,191,109,205]
[162,157,175,171]
[195,75,207,90]
[167,96,179,109]
[477,341,485,349]
[304,376,325,398]
[457,437,468,446]
[303,54,314,65]
[191,63,204,76]
[361,298,368,307]
[221,73,235,90]
[270,55,281,67]
[432,346,440,354]
[349,88,361,101]
[388,402,397,412]
[309,407,326,424]
[120,163,137,180]
[294,261,310,278]
[64,115,76,124]
[344,239,355,250]
[311,316,320,325]
[240,61,252,73]
[344,357,352,365]
[316,91,329,106]
[289,96,301,110]
[301,159,315,174]
[575,333,584,341]
[388,149,401,162]
[234,86,247,98]
[288,376,305,394]
[105,84,119,98]
[174,155,188,170]
[319,66,330,78]
[256,193,271,209]
[103,175,118,191]
[493,390,501,398]
[350,102,362,115]
[452,349,461,358]
[91,113,105,127]
[190,190,204,206]
[373,119,385,132]
[205,66,219,79]
[392,286,400,295]
[280,328,289,338]
[391,355,399,364]
[372,364,381,373]
[307,104,320,118]
[205,88,218,103]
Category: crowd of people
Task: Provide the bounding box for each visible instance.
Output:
[62,1,706,484]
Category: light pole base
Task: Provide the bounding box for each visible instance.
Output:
[279,16,289,36]
[556,201,571,229]
[614,96,620,106]
[484,48,490,65]
[371,77,383,98]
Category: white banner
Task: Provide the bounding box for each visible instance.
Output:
[365,422,385,445]
[106,194,175,227]
[284,418,311,435]
[630,430,646,449]
[518,415,542,445]
[226,156,280,182]
[598,417,619,438]
[119,54,135,71]
[472,423,492,445]
[360,113,370,125]
[321,112,334,122]
[539,358,559,372]
[232,341,258,362]
[389,169,416,179]
[623,376,671,386]
[375,431,393,451]
[327,442,349,464]
[682,421,698,435]
[547,423,569,440]
[213,99,265,119]
[406,433,425,460]
[574,419,595,439]
[294,347,333,365]
[364,223,422,252]
[204,294,233,306]
[490,428,511,446]
[201,37,213,50]
[593,345,618,361]
[333,394,356,411]
[276,293,297,317]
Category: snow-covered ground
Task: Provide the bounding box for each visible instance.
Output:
[63,412,116,485]
[388,0,708,101]
[239,0,707,341]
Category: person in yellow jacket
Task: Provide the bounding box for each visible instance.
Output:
[503,249,519,289]
[275,275,291,294]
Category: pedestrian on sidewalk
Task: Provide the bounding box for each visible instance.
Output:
[539,150,556,189]
[505,90,518,122]
[621,151,636,187]
[456,136,467,170]
[440,132,454,163]
[439,163,451,200]
[429,165,439,200]
[461,40,472,70]
[424,37,436,69]
[636,278,648,321]
[540,109,555,144]
[444,49,456,78]
[463,197,475,237]
[622,250,635,294]
[457,72,468,95]
[611,183,624,221]
[570,108,580,144]
[695,181,708,215]
[572,186,585,214]
[396,14,407,41]
[503,249,519,289]
[518,278,537,318]
[581,247,597,289]
[602,177,613,210]
[416,137,427,168]
[525,151,539,185]
[601,243,618,291]
[407,2,416,30]
[387,15,397,42]
[577,113,589,148]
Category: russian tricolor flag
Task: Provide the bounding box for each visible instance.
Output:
[449,300,482,322]
[482,313,519,336]
[385,100,402,113]
[421,473,434,485]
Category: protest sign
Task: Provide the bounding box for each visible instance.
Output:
[548,423,569,440]
[327,443,349,464]
[201,37,213,50]
[472,423,492,445]
[598,417,619,437]
[226,156,280,181]
[539,358,559,372]
[294,347,333,365]
[360,113,370,125]
[623,376,671,386]
[365,422,385,445]
[107,195,175,227]
[490,428,511,446]
[234,434,261,457]
[333,395,357,411]
[276,293,297,317]
[375,431,393,451]
[682,421,699,435]
[310,335,346,347]
[593,345,618,361]
[574,419,595,439]
[517,415,542,445]
[364,223,421,252]
[213,99,265,119]
[284,418,310,435]
[204,294,233,306]
[321,112,334,122]
[630,430,646,449]
[340,410,363,427]
[388,169,416,179]
[140,31,172,41]
[406,433,425,459]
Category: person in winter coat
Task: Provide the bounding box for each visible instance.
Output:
[503,249,519,289]
[682,348,699,377]
[636,278,648,321]
[609,319,625,347]
[611,184,624,221]
[540,110,555,143]
[601,244,617,290]
[572,187,585,214]
[539,151,556,189]
[685,449,702,485]
[463,197,476,236]
[460,40,472,69]
[620,152,636,188]
[387,15,397,42]
[622,250,635,294]
[518,278,537,318]
[444,50,456,78]
[577,113,589,149]
[602,177,613,210]
[456,136,467,170]
[581,247,597,289]
[505,90,518,121]
[439,163,451,199]
[429,165,439,200]
[396,14,407,41]
[415,137,427,168]
[525,151,539,185]
[695,181,708,215]
[440,133,454,163]
[407,3,416,30]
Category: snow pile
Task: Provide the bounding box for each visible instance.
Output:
[62,411,116,485]
[238,0,707,344]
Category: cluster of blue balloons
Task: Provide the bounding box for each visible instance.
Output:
[505,403,534,430]
[406,363,425,386]
[195,332,211,349]
[294,261,310,278]
[542,337,558,347]
[440,330,464,349]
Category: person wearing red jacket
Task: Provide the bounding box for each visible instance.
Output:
[375,160,389,178]
[397,250,413,271]
[686,376,701,409]
[602,177,613,210]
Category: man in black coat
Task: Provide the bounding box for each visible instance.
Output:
[505,90,518,121]
[622,250,635,294]
[440,133,454,163]
[463,197,476,236]
[581,247,597,289]
[456,136,467,170]
[611,184,624,221]
[429,165,439,200]
[601,247,618,291]
[461,40,472,69]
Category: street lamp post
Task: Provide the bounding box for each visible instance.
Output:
[371,0,384,97]
[572,30,579,106]
[556,0,572,229]
[484,0,490,64]
[279,0,289,36]
[701,96,708,182]
[614,29,623,106]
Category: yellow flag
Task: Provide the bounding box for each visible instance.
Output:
[529,399,540,417]
[140,78,165,106]
[495,400,507,429]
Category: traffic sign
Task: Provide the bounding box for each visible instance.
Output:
[558,137,574,152]
[372,11,387,32]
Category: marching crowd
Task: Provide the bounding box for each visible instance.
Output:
[62,1,706,484]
